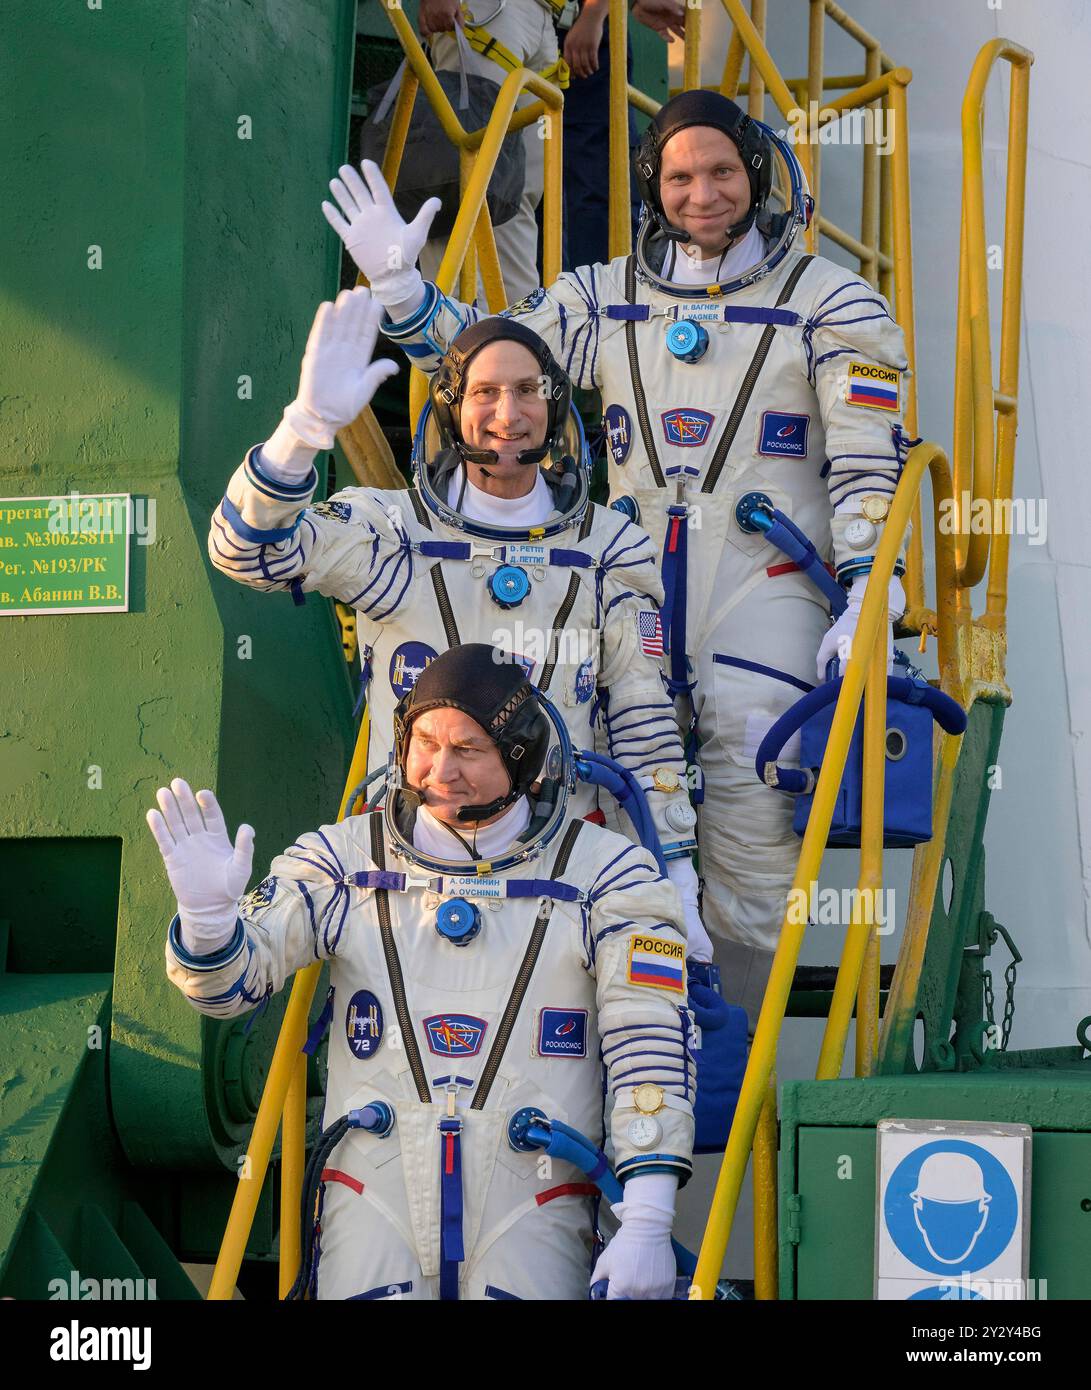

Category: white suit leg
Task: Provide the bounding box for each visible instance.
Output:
[459,1194,595,1301]
[693,578,828,1020]
[314,1176,437,1301]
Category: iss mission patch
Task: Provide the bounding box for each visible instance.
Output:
[389,641,438,698]
[346,990,383,1060]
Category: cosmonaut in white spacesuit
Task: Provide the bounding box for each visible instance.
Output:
[209,286,713,962]
[148,644,695,1300]
[320,90,913,1024]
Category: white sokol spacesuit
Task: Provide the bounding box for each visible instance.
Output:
[325,95,913,1022]
[155,646,695,1300]
[209,311,706,930]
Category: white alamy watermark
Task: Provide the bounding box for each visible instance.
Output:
[938,492,1046,545]
[491,621,596,669]
[48,1271,157,1300]
[46,492,157,546]
[50,1320,152,1371]
[786,884,896,933]
[782,103,895,155]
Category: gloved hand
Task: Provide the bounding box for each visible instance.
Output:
[666,856,713,963]
[261,287,400,482]
[815,574,905,683]
[146,779,255,957]
[590,1173,678,1300]
[321,160,439,316]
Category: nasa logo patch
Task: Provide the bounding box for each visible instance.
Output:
[537,1008,588,1058]
[346,990,383,1060]
[424,1014,488,1057]
[389,641,438,698]
[661,407,714,448]
[574,658,595,703]
[604,404,633,465]
[758,411,810,459]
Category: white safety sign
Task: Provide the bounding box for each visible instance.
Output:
[874,1118,1032,1301]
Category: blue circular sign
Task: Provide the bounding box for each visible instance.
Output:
[604,405,633,466]
[884,1139,1019,1275]
[908,1283,984,1300]
[345,990,383,1060]
[389,641,438,698]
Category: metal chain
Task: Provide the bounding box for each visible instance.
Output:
[1001,957,1018,1051]
[983,921,1020,1052]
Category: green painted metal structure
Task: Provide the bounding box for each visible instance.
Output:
[1,0,358,1297]
[779,696,1091,1298]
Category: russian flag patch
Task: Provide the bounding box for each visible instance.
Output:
[627,935,685,993]
[845,360,901,412]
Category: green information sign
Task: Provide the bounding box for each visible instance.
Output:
[0,494,131,615]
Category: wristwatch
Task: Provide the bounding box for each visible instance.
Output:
[859,494,891,523]
[633,1082,666,1115]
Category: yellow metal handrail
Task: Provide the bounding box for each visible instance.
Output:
[952,40,1032,602]
[877,39,1032,1074]
[372,2,566,429]
[691,439,960,1298]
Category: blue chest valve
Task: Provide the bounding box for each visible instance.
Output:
[610,495,640,524]
[488,564,531,609]
[665,319,709,364]
[435,898,482,946]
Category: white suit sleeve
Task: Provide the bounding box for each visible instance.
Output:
[804,269,914,570]
[594,517,694,855]
[208,447,417,620]
[584,838,695,1185]
[380,263,617,391]
[165,823,368,1018]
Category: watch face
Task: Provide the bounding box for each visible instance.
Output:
[860,495,890,523]
[844,517,877,550]
[653,768,680,792]
[633,1082,665,1115]
[626,1115,662,1149]
[666,802,698,831]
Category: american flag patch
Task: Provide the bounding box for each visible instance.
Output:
[638,611,664,656]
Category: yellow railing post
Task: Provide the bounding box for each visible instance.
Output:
[752,1072,779,1299]
[691,442,952,1298]
[608,0,631,258]
[955,41,1033,593]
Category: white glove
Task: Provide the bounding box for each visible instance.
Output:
[321,160,439,316]
[666,856,713,963]
[815,574,905,683]
[591,1173,678,1300]
[261,287,400,482]
[146,779,255,957]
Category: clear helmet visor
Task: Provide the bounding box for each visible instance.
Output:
[636,122,814,298]
[413,401,591,537]
[383,687,578,875]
